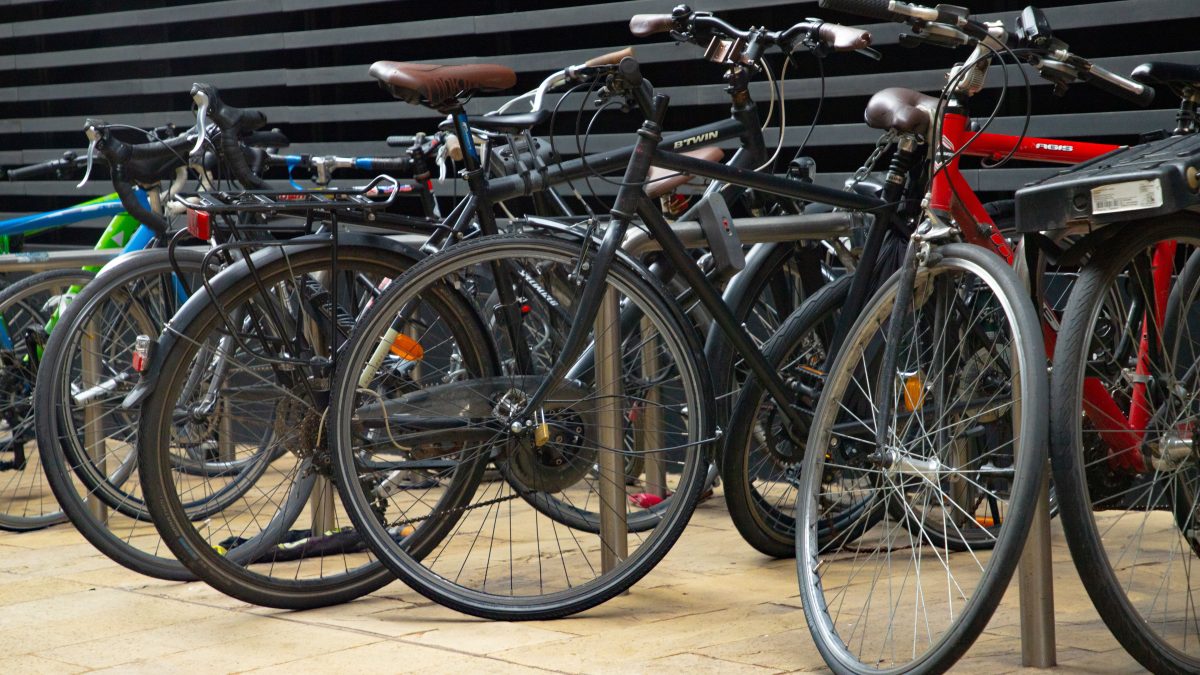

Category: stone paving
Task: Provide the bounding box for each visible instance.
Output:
[0,498,1143,674]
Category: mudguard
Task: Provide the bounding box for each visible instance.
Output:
[122,232,422,408]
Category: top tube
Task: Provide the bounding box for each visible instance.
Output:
[0,193,124,237]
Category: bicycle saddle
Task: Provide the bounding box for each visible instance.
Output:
[645,146,725,199]
[370,61,517,112]
[472,110,551,134]
[865,87,939,138]
[1131,62,1200,100]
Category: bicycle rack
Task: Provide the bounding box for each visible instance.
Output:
[596,286,628,572]
[1014,243,1056,668]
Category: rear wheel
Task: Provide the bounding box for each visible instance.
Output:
[330,234,713,620]
[137,242,418,609]
[721,274,851,557]
[1050,218,1200,674]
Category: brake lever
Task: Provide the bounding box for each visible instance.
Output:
[856,47,883,61]
[190,89,210,156]
[77,128,99,189]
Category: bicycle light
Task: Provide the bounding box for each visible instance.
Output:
[186,207,211,240]
[132,334,154,373]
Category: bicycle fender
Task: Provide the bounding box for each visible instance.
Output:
[122,233,422,409]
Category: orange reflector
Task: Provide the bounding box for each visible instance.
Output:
[903,374,925,411]
[976,516,995,527]
[902,372,926,410]
[389,334,424,360]
[399,525,416,537]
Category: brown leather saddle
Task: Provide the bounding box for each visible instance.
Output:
[864,87,940,138]
[370,61,516,113]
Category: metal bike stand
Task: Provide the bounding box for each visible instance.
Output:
[1013,241,1056,668]
[309,478,337,535]
[81,322,108,524]
[595,287,628,572]
[637,316,667,497]
[217,397,235,462]
[304,309,337,536]
[1019,471,1056,667]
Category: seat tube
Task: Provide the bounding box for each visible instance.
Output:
[522,92,670,414]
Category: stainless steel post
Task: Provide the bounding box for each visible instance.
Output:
[637,316,666,497]
[1013,240,1056,668]
[595,287,628,572]
[81,322,108,524]
[1019,469,1057,668]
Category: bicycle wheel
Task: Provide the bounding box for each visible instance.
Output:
[330,233,712,620]
[798,243,1047,674]
[137,239,418,609]
[0,268,95,530]
[35,249,213,580]
[1050,217,1200,673]
[721,274,852,557]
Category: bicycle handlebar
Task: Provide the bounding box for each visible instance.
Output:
[6,152,82,181]
[1076,60,1157,107]
[631,5,871,56]
[191,82,271,188]
[820,0,1154,107]
[585,47,635,67]
[82,120,191,235]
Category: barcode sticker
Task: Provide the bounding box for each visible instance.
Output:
[1091,179,1163,215]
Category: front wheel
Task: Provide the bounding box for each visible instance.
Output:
[797,243,1047,674]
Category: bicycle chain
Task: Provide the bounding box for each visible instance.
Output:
[374,480,525,529]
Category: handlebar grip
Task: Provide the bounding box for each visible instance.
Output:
[817,23,873,51]
[243,129,290,149]
[111,171,168,235]
[1083,64,1156,107]
[445,134,463,162]
[221,130,269,189]
[7,157,74,181]
[386,135,418,147]
[353,157,413,174]
[585,47,634,67]
[818,0,907,22]
[629,14,674,37]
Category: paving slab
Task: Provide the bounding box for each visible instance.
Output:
[0,501,1146,674]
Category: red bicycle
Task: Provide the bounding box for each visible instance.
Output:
[721,2,1165,672]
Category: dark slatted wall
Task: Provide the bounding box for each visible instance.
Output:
[2,0,1197,243]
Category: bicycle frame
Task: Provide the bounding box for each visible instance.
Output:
[0,189,163,349]
[931,111,1120,262]
[934,110,1164,473]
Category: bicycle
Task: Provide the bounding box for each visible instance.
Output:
[775,1,1154,672]
[318,12,879,620]
[1043,61,1200,674]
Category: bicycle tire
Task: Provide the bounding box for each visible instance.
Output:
[797,243,1047,674]
[0,267,96,531]
[35,248,213,580]
[137,241,419,609]
[721,274,852,557]
[330,233,713,620]
[1050,216,1200,674]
